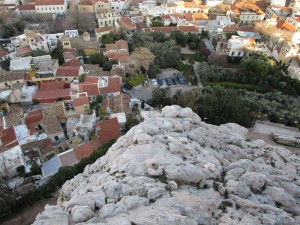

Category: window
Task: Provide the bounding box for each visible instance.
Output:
[238,52,241,56]
[57,7,59,9]
[37,124,43,130]
[45,7,47,10]
[16,81,19,83]
[65,78,68,81]
[61,7,63,9]
[41,46,44,49]
[54,136,59,141]
[4,83,8,87]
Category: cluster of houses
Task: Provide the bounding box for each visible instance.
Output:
[1,0,300,191]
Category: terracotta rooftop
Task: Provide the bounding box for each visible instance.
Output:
[0,126,18,150]
[105,39,128,52]
[78,83,99,96]
[25,110,43,124]
[107,52,129,63]
[178,25,199,32]
[16,46,32,57]
[42,102,66,120]
[84,76,99,83]
[192,13,208,20]
[74,96,89,107]
[56,59,81,78]
[35,0,65,6]
[235,2,265,15]
[276,20,295,32]
[94,117,121,144]
[95,26,114,33]
[18,4,36,10]
[39,81,66,91]
[73,141,96,161]
[99,76,121,94]
[34,88,71,103]
[59,150,78,166]
[118,17,137,31]
[21,138,53,158]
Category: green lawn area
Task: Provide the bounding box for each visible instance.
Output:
[205,82,274,93]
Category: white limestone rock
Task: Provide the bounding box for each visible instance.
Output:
[34,106,300,225]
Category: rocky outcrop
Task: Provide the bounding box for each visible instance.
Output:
[34,105,300,225]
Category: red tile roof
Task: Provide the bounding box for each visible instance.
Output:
[178,25,199,33]
[84,76,99,83]
[25,110,43,124]
[95,117,121,144]
[95,26,114,33]
[1,126,18,148]
[35,0,65,6]
[34,88,71,103]
[73,96,89,107]
[59,150,78,166]
[18,4,35,10]
[56,60,81,78]
[107,52,129,62]
[99,77,121,94]
[39,81,66,91]
[73,141,96,161]
[78,83,99,96]
[118,17,137,30]
[16,46,32,57]
[276,20,295,32]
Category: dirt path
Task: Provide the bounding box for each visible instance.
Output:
[0,197,57,225]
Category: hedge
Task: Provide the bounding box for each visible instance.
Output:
[205,82,273,94]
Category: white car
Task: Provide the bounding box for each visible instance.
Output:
[151,79,158,86]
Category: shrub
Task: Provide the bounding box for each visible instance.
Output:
[128,73,145,86]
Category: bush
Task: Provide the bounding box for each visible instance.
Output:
[206,82,272,93]
[128,73,145,86]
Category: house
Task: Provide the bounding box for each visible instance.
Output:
[226,35,254,57]
[98,76,121,97]
[33,81,71,103]
[94,117,121,143]
[0,70,25,89]
[17,4,36,15]
[65,30,79,38]
[266,6,291,20]
[25,29,50,53]
[56,59,83,82]
[286,16,300,31]
[41,140,97,176]
[178,25,199,33]
[0,103,24,129]
[73,96,90,115]
[101,93,131,113]
[117,17,137,32]
[278,41,300,64]
[10,57,32,71]
[78,0,94,13]
[21,138,53,164]
[31,58,59,83]
[9,83,38,103]
[15,46,32,57]
[233,2,266,25]
[75,113,97,140]
[95,26,114,41]
[96,9,120,28]
[105,39,129,63]
[94,0,111,12]
[130,12,143,24]
[287,57,300,80]
[109,112,126,130]
[41,117,66,145]
[0,145,27,178]
[34,0,67,15]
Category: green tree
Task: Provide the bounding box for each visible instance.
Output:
[78,74,86,82]
[0,58,10,71]
[50,41,65,65]
[0,181,17,218]
[87,53,107,66]
[32,49,48,57]
[200,30,209,39]
[170,30,187,47]
[103,60,117,71]
[125,113,139,130]
[198,88,252,127]
[241,57,269,83]
[101,33,115,44]
[150,87,172,107]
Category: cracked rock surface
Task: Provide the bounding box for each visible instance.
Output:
[33,105,300,225]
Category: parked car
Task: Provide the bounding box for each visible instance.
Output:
[157,78,164,86]
[151,79,158,86]
[172,77,178,85]
[165,78,173,86]
[177,74,185,84]
[124,83,133,90]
